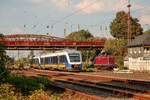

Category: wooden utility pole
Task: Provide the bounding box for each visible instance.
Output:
[127,0,131,43]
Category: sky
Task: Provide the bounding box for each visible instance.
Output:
[0,0,150,38]
[1,0,150,59]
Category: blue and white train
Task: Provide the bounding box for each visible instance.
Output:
[31,49,83,71]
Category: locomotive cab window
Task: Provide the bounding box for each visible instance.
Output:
[69,53,80,62]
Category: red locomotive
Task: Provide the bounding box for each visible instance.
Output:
[91,50,117,70]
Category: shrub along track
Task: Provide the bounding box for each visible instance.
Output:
[16,69,150,100]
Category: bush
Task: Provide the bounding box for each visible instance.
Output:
[116,56,125,70]
[0,83,22,100]
[0,84,52,100]
[28,89,51,100]
[5,74,50,95]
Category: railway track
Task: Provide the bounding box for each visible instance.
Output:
[53,79,150,100]
[16,69,150,100]
[48,80,103,100]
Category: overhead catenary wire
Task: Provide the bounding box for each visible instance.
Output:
[51,0,99,26]
[37,0,99,34]
[24,1,150,35]
[132,6,150,14]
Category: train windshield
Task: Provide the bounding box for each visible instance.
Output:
[69,53,80,62]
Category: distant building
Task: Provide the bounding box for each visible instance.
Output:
[124,34,150,71]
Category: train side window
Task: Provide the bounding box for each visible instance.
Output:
[48,57,51,64]
[45,57,48,64]
[50,57,53,64]
[59,55,67,63]
[51,56,58,64]
[59,56,62,63]
[51,57,54,64]
[41,58,44,64]
[54,56,58,64]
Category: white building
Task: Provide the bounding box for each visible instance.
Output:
[124,34,150,71]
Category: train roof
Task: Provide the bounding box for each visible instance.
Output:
[38,49,80,58]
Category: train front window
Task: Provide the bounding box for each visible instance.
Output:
[69,53,80,62]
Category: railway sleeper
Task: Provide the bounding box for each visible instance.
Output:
[49,80,102,100]
[96,82,149,93]
[65,78,150,93]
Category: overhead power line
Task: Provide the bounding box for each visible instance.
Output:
[132,6,150,13]
[52,0,99,26]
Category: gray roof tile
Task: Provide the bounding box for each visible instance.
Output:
[127,34,150,47]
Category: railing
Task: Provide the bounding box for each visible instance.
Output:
[0,40,105,47]
[0,34,105,50]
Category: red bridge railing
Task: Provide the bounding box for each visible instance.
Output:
[0,34,105,50]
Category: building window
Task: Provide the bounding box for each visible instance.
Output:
[139,50,141,53]
[144,49,147,53]
[130,49,132,54]
[146,48,149,51]
[134,51,137,54]
[144,48,150,54]
[143,56,150,60]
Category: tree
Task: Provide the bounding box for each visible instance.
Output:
[104,39,127,56]
[110,11,143,39]
[103,39,127,69]
[65,30,94,41]
[28,50,35,65]
[0,34,9,78]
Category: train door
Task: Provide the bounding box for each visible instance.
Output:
[58,55,68,70]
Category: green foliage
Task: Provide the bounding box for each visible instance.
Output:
[81,50,95,62]
[116,56,124,69]
[0,34,10,78]
[6,56,14,69]
[28,50,35,65]
[0,84,52,100]
[104,39,127,69]
[0,83,22,100]
[144,29,150,34]
[65,29,94,41]
[14,57,32,69]
[51,95,60,100]
[5,74,49,95]
[28,89,51,100]
[110,11,143,39]
[104,39,127,56]
[0,44,7,68]
[0,75,88,100]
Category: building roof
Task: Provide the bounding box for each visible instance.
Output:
[127,34,150,47]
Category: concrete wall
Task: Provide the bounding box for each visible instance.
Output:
[124,57,150,71]
[125,46,150,71]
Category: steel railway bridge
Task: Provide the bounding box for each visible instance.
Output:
[0,34,105,50]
